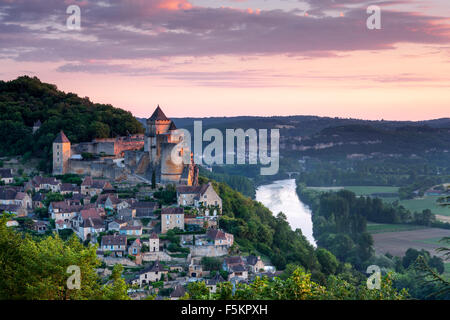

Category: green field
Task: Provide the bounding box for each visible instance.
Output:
[385,196,450,217]
[307,186,450,217]
[415,237,449,246]
[445,263,450,275]
[307,186,398,196]
[367,223,427,234]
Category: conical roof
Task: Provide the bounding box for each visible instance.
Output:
[149,105,169,121]
[169,121,177,130]
[54,130,70,143]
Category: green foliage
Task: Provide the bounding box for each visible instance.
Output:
[186,281,209,300]
[210,267,407,300]
[153,184,177,205]
[0,217,129,300]
[43,192,65,207]
[201,257,222,271]
[213,178,323,275]
[0,76,144,165]
[102,264,130,300]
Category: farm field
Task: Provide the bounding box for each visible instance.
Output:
[384,196,450,217]
[306,186,450,217]
[307,186,398,195]
[367,223,427,234]
[372,228,450,258]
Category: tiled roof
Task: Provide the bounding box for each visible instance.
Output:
[81,208,105,220]
[101,234,127,246]
[225,256,244,265]
[169,121,177,130]
[246,255,261,266]
[207,229,227,241]
[0,169,13,179]
[32,193,45,202]
[54,130,70,143]
[131,201,158,209]
[176,183,210,195]
[0,188,17,200]
[150,232,158,239]
[207,273,225,285]
[34,176,60,185]
[83,217,104,229]
[170,285,186,298]
[120,225,142,231]
[81,176,93,186]
[161,207,184,215]
[60,183,79,192]
[148,106,169,121]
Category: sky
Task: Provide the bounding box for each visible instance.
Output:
[0,0,449,120]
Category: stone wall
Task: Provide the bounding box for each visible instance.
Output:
[186,245,229,257]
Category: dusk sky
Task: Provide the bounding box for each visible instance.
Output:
[0,0,449,120]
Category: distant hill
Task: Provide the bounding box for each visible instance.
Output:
[138,114,450,161]
[0,76,144,170]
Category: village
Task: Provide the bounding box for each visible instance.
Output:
[0,106,277,300]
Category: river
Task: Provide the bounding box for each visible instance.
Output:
[255,179,316,246]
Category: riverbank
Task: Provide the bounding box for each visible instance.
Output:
[255,179,316,246]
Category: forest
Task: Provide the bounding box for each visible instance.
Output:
[0,76,144,171]
[296,183,450,299]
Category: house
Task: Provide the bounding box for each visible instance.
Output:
[223,256,246,274]
[101,234,127,257]
[81,176,113,196]
[0,169,13,184]
[27,176,61,192]
[149,232,160,252]
[132,260,168,286]
[0,187,32,216]
[246,255,265,273]
[119,225,143,236]
[108,219,128,231]
[49,201,82,229]
[206,228,234,247]
[31,220,48,233]
[228,264,248,281]
[96,194,121,210]
[161,207,184,233]
[189,257,204,278]
[131,201,159,218]
[170,285,186,300]
[128,238,142,256]
[32,193,45,209]
[75,207,106,241]
[67,193,84,206]
[176,182,222,215]
[206,273,226,293]
[117,207,136,221]
[60,183,80,195]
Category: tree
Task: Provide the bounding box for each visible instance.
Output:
[186,281,209,300]
[151,170,156,189]
[0,217,129,300]
[102,264,130,300]
[316,248,339,275]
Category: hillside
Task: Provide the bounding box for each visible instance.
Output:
[0,76,144,170]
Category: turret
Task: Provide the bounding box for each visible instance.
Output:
[52,131,71,175]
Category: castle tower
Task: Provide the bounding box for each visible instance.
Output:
[145,105,172,164]
[52,131,71,175]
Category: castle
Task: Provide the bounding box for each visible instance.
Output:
[53,106,198,186]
